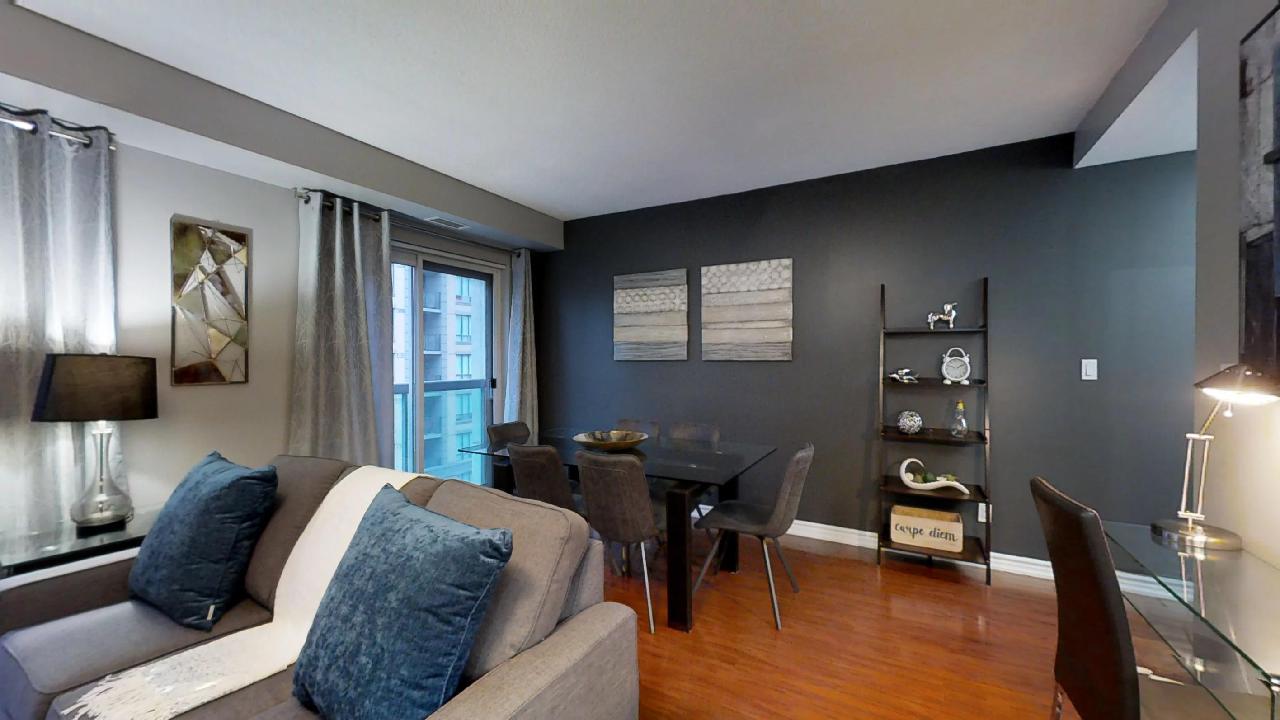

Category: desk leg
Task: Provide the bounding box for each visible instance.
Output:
[719,476,740,573]
[491,461,515,494]
[665,482,698,632]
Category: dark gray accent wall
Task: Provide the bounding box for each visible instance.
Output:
[535,135,1195,559]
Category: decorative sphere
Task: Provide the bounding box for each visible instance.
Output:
[896,410,924,435]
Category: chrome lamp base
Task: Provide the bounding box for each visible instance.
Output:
[1151,518,1243,552]
[70,423,134,528]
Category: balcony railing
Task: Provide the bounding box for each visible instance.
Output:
[455,334,472,344]
[455,294,472,306]
[456,373,473,380]
[423,291,443,311]
[424,334,443,352]
[455,412,474,423]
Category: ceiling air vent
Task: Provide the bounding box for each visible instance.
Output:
[425,216,468,231]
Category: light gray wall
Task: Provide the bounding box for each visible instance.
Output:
[114,145,299,511]
[1079,0,1280,565]
[0,1,563,250]
[536,135,1196,559]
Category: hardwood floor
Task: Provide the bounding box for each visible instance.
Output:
[602,534,1175,719]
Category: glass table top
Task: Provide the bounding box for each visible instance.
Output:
[460,428,775,487]
[1105,521,1280,717]
[0,508,159,576]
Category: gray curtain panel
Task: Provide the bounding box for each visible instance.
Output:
[504,249,538,434]
[0,112,121,535]
[287,192,393,466]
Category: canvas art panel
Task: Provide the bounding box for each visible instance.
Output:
[701,258,793,361]
[614,268,688,360]
[171,216,250,384]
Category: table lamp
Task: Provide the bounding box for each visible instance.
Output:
[31,353,158,527]
[1153,363,1280,551]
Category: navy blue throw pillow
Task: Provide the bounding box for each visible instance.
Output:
[128,451,277,630]
[293,484,513,719]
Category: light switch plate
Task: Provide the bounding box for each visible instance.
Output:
[1081,358,1098,381]
[978,503,989,523]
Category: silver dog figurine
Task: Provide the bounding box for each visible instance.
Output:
[927,302,958,330]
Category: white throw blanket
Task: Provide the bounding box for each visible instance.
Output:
[66,466,422,720]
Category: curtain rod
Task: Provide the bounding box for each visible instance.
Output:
[0,102,117,151]
[296,187,513,256]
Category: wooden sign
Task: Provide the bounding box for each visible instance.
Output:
[890,505,963,553]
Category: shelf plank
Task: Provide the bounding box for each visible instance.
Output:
[884,326,987,335]
[880,476,988,503]
[883,377,987,389]
[880,529,988,564]
[881,426,987,446]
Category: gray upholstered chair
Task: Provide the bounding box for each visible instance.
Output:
[616,418,660,439]
[507,444,579,513]
[486,421,530,494]
[694,443,814,630]
[487,421,531,447]
[576,450,661,634]
[669,421,720,444]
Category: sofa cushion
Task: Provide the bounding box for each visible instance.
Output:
[400,474,444,507]
[426,480,590,680]
[129,452,278,629]
[3,598,269,720]
[244,455,354,609]
[293,486,512,719]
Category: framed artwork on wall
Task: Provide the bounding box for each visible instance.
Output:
[613,268,688,360]
[701,258,793,361]
[1241,7,1280,370]
[170,215,250,385]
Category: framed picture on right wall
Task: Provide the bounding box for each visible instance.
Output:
[700,258,793,361]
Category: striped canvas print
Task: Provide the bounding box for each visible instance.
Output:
[614,268,688,360]
[701,258,793,361]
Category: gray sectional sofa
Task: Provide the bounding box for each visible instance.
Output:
[0,455,639,720]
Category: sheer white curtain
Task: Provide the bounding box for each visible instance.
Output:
[504,249,537,433]
[287,192,393,466]
[0,112,119,534]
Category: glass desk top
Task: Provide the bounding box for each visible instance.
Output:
[461,428,775,487]
[0,508,159,577]
[1105,521,1280,718]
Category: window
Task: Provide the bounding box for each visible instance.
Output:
[457,277,473,304]
[455,432,474,460]
[456,392,472,423]
[456,314,472,344]
[457,353,472,379]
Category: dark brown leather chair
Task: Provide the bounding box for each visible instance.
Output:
[577,451,661,634]
[695,444,814,630]
[1030,477,1244,719]
[616,418,660,439]
[507,444,579,513]
[485,421,530,494]
[669,421,720,444]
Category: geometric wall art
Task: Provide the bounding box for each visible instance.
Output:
[613,268,688,360]
[171,216,250,384]
[701,258,793,361]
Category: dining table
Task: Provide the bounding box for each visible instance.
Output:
[461,427,775,631]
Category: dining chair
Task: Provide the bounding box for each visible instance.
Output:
[485,421,530,494]
[616,418,660,439]
[669,421,720,444]
[694,443,814,630]
[576,450,662,634]
[507,444,579,513]
[1030,476,1244,719]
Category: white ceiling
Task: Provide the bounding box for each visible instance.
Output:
[21,0,1166,221]
[1076,30,1196,168]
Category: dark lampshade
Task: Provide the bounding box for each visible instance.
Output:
[31,354,158,422]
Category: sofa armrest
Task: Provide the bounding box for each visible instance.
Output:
[0,548,137,636]
[433,602,638,720]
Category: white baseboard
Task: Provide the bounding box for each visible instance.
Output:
[776,518,1170,598]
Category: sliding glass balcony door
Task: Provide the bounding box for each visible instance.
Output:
[391,249,497,483]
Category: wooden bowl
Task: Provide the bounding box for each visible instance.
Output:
[572,430,649,452]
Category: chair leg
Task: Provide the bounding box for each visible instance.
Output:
[621,544,631,578]
[771,538,799,593]
[694,530,725,595]
[693,505,714,543]
[760,537,782,630]
[638,542,655,634]
[1049,683,1064,719]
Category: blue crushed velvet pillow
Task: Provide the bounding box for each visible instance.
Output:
[128,451,277,630]
[293,484,513,719]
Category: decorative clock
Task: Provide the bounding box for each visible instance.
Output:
[940,347,972,385]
